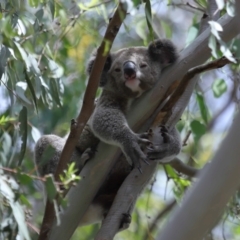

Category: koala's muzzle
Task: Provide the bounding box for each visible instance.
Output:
[123,61,136,80]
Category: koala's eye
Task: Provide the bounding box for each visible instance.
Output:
[140,63,147,68]
[115,68,121,72]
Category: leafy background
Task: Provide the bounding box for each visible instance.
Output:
[0,0,239,239]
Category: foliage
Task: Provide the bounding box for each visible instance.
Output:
[0,0,239,239]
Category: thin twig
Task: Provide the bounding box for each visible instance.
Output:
[161,57,232,124]
[0,166,63,186]
[169,2,205,13]
[182,130,191,146]
[143,199,176,240]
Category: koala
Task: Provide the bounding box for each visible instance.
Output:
[87,39,178,171]
[34,39,181,230]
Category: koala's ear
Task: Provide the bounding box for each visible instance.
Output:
[148,39,178,67]
[87,50,112,87]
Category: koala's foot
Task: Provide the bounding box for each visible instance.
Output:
[75,147,96,173]
[159,125,171,143]
[119,213,131,231]
[147,125,181,163]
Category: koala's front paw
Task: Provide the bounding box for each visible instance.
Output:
[147,125,180,163]
[124,134,152,173]
[119,213,131,231]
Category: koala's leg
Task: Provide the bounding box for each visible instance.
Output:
[147,126,181,163]
[91,107,150,170]
[34,134,83,176]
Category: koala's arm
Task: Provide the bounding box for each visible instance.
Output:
[90,105,149,169]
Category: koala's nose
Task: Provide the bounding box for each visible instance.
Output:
[123,61,136,79]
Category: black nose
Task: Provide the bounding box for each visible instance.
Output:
[123,61,136,79]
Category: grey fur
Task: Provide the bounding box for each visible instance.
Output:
[88,39,178,169]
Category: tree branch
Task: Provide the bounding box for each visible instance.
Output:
[160,56,232,125]
[38,3,127,240]
[157,111,240,240]
[168,158,198,178]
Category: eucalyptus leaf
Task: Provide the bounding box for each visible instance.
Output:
[215,0,225,10]
[144,0,154,41]
[31,125,41,142]
[16,81,31,104]
[196,93,209,125]
[190,120,206,143]
[208,21,222,40]
[18,106,28,166]
[45,175,58,201]
[0,176,31,240]
[212,79,227,98]
[0,45,11,80]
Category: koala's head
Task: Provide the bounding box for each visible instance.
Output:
[87,39,178,98]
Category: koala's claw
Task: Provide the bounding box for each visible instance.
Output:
[160,125,171,143]
[137,133,153,149]
[142,158,149,165]
[138,132,149,139]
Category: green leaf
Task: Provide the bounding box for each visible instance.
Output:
[135,18,147,41]
[219,39,236,63]
[226,0,235,17]
[11,12,18,28]
[16,81,31,104]
[0,176,31,240]
[17,173,33,186]
[208,35,218,58]
[14,41,31,71]
[29,0,39,7]
[144,0,154,41]
[1,132,12,157]
[215,0,225,10]
[50,79,62,107]
[0,45,11,80]
[165,165,178,179]
[186,26,198,46]
[45,175,57,201]
[49,0,55,19]
[28,54,41,75]
[212,79,227,98]
[31,125,41,143]
[48,59,64,78]
[190,120,206,142]
[132,0,142,7]
[25,70,38,112]
[18,106,28,166]
[196,93,209,125]
[35,9,44,21]
[161,21,173,39]
[208,21,222,40]
[19,194,31,207]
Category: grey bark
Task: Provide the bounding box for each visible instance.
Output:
[157,112,240,240]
